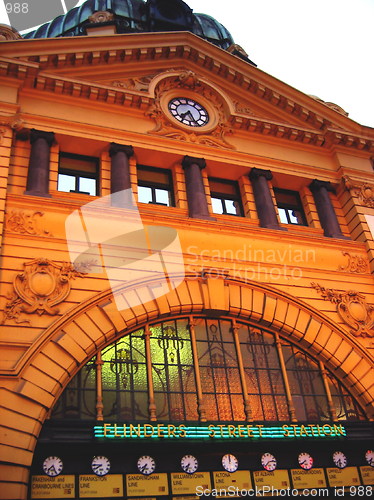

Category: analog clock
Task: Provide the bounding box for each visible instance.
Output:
[42,456,63,477]
[137,455,156,475]
[91,455,111,476]
[181,454,198,474]
[261,453,277,471]
[222,454,239,473]
[168,98,209,127]
[333,451,347,469]
[365,450,374,467]
[298,452,313,470]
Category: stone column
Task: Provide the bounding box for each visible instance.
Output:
[109,143,134,207]
[25,129,54,197]
[249,167,284,230]
[309,180,347,239]
[182,155,215,220]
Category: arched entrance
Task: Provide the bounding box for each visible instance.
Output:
[2,275,374,498]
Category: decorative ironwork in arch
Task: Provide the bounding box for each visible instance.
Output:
[51,317,366,423]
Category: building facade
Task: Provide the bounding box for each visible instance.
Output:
[0,1,374,498]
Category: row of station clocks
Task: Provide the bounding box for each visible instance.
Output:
[42,450,374,477]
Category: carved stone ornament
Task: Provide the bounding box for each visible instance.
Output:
[88,11,114,24]
[339,251,369,274]
[6,210,51,236]
[145,71,234,150]
[111,75,155,92]
[0,114,24,144]
[311,282,374,338]
[343,176,374,208]
[0,24,22,41]
[1,259,91,324]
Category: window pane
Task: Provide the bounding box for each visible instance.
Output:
[138,168,169,185]
[155,188,170,206]
[138,185,153,203]
[79,177,96,195]
[58,173,75,192]
[211,197,224,214]
[224,199,239,215]
[278,207,288,224]
[60,155,97,173]
[210,180,237,195]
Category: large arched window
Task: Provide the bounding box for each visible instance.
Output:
[51,317,365,422]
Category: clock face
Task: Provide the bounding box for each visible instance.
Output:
[168,98,209,127]
[261,453,277,471]
[365,450,374,467]
[42,456,63,477]
[91,455,111,476]
[298,452,313,470]
[181,454,198,474]
[137,455,156,475]
[222,454,239,473]
[333,451,347,469]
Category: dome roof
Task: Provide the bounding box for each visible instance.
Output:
[22,0,238,53]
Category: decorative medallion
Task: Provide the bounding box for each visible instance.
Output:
[343,176,374,208]
[145,71,234,149]
[0,24,22,41]
[88,11,114,24]
[339,252,369,274]
[5,210,51,236]
[1,259,91,324]
[311,282,374,338]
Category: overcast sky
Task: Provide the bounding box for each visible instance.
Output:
[0,0,372,127]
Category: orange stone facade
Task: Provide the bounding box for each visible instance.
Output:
[0,25,374,500]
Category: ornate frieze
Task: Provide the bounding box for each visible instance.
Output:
[1,259,91,324]
[339,252,369,274]
[311,282,374,338]
[343,176,374,208]
[5,210,51,236]
[88,11,114,24]
[111,75,155,92]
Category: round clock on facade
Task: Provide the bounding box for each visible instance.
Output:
[333,451,347,469]
[298,452,313,470]
[222,453,239,473]
[42,456,63,477]
[365,450,374,467]
[137,455,156,475]
[91,455,111,476]
[168,97,209,127]
[261,453,277,471]
[181,454,199,474]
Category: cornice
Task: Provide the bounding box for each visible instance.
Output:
[1,32,372,153]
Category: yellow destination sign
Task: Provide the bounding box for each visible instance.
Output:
[171,472,211,494]
[253,470,290,489]
[290,469,326,489]
[360,466,374,485]
[31,475,75,499]
[213,471,252,490]
[126,473,169,496]
[327,467,361,487]
[79,474,123,497]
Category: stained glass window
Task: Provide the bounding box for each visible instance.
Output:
[50,317,366,423]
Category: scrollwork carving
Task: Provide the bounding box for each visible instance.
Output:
[5,210,51,236]
[339,252,369,274]
[343,176,374,208]
[1,259,93,324]
[0,24,21,41]
[111,75,155,92]
[311,282,374,337]
[145,71,234,149]
[88,11,114,24]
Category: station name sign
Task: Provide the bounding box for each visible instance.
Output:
[94,422,346,440]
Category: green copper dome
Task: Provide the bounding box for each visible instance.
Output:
[23,0,236,52]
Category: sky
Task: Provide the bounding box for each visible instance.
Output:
[0,0,372,127]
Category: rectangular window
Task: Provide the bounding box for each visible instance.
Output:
[274,188,307,226]
[58,153,99,196]
[209,178,243,216]
[137,166,174,206]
